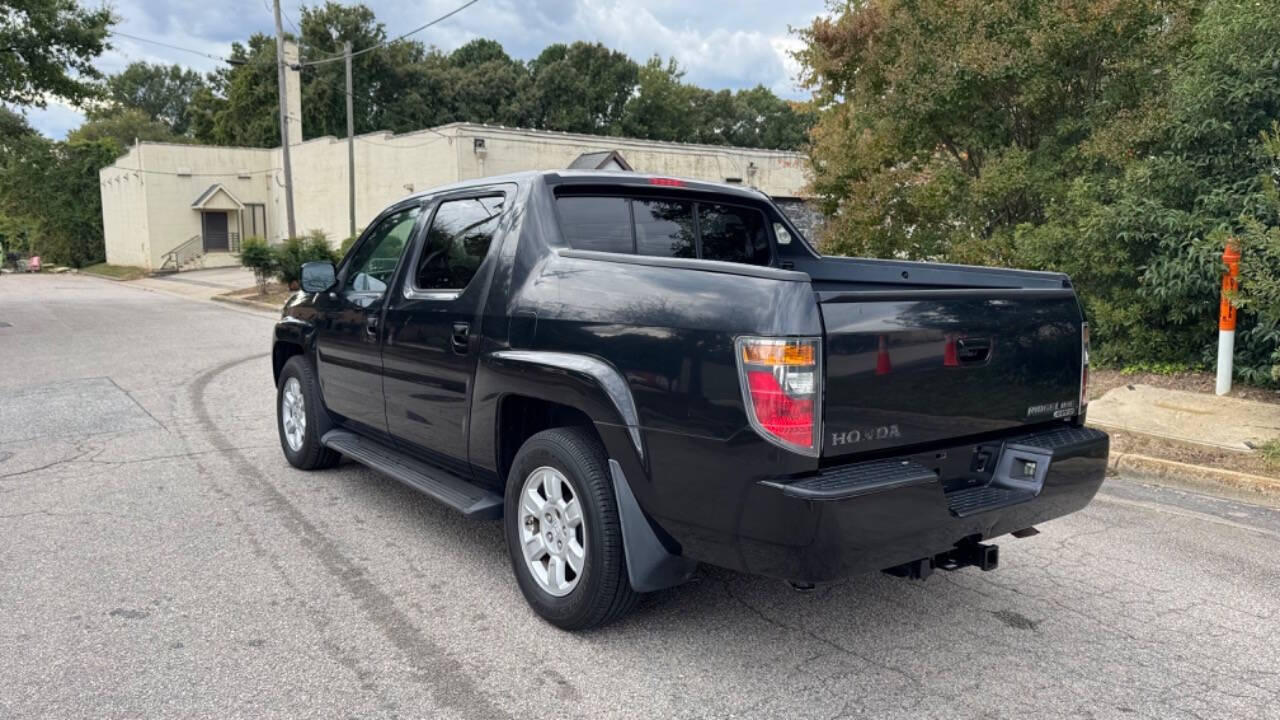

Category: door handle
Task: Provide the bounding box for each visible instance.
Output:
[956,337,991,364]
[451,322,471,353]
[365,314,379,340]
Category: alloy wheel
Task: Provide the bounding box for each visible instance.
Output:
[518,466,586,597]
[281,377,306,452]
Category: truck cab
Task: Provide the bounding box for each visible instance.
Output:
[272,170,1108,630]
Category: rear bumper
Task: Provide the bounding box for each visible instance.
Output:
[731,425,1109,583]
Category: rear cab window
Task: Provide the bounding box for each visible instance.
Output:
[555,192,774,267]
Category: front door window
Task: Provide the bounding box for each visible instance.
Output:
[345,206,420,295]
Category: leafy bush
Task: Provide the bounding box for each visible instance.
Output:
[339,234,358,258]
[1231,125,1280,384]
[798,0,1280,384]
[274,230,338,288]
[238,236,275,294]
[1259,439,1280,471]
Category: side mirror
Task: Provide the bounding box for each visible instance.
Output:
[300,261,336,293]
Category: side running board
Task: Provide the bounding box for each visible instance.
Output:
[321,430,503,520]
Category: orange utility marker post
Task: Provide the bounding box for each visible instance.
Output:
[1216,242,1241,395]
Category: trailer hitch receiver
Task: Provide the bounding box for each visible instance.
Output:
[883,541,999,580]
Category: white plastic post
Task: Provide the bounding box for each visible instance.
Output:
[1215,329,1235,395]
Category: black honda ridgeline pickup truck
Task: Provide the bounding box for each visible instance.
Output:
[272,170,1107,629]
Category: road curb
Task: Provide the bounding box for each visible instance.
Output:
[1109,451,1280,506]
[74,270,135,282]
[211,293,282,312]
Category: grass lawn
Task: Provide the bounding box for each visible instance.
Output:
[80,263,148,281]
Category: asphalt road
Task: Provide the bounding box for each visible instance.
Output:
[2,273,1278,719]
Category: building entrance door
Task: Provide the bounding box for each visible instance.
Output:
[203,212,229,251]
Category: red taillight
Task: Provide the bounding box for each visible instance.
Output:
[746,370,815,447]
[737,337,821,454]
[1080,323,1090,410]
[648,177,685,187]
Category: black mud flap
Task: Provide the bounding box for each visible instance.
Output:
[609,459,697,593]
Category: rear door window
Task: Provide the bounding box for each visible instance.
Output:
[415,195,503,291]
[558,196,633,253]
[554,194,772,266]
[633,199,695,258]
[698,204,770,265]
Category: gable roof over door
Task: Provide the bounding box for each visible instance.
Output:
[568,150,633,172]
[191,183,245,211]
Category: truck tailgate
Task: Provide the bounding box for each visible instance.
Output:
[819,288,1083,458]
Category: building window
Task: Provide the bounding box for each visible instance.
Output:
[245,204,267,240]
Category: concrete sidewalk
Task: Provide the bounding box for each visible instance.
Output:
[1090,383,1280,452]
[1089,383,1280,504]
[127,266,257,301]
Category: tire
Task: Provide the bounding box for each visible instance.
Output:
[504,427,639,630]
[276,355,341,471]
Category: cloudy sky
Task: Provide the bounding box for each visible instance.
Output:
[22,0,829,139]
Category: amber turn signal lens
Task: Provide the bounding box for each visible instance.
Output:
[740,341,816,366]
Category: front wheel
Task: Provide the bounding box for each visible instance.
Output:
[276,355,341,470]
[504,427,639,630]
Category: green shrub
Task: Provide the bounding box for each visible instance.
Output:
[238,236,275,294]
[339,233,358,258]
[1259,439,1280,471]
[274,230,339,288]
[1231,124,1280,384]
[797,0,1280,385]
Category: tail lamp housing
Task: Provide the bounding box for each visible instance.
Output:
[736,337,822,456]
[1079,322,1090,412]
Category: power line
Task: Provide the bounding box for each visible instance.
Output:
[107,30,236,65]
[300,70,452,140]
[298,0,481,68]
[356,134,448,150]
[109,0,480,73]
[108,29,281,70]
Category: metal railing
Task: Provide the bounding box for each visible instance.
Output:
[159,234,204,272]
[229,232,241,253]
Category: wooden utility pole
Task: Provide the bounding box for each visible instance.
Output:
[273,0,297,239]
[345,41,356,238]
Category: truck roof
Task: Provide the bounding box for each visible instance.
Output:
[403,169,772,204]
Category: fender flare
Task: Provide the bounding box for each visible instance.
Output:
[483,350,643,458]
[481,350,694,592]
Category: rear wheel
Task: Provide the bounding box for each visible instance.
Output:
[504,427,638,630]
[277,356,341,470]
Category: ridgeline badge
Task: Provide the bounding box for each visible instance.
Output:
[1026,400,1078,419]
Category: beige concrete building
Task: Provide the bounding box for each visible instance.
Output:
[100,57,813,271]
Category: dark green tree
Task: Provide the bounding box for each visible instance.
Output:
[438,39,531,127]
[297,1,438,138]
[730,86,813,151]
[528,42,638,134]
[0,0,113,106]
[69,107,187,149]
[99,62,207,135]
[0,133,117,266]
[209,34,282,147]
[797,0,1199,359]
[620,57,700,142]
